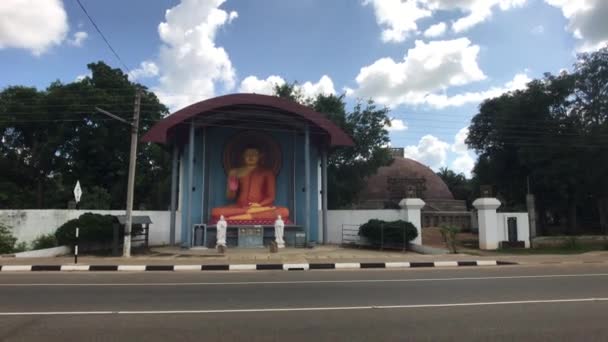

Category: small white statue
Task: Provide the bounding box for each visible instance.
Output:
[274,215,285,248]
[216,215,227,248]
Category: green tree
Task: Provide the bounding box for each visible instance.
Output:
[274,83,393,208]
[0,86,72,208]
[436,167,473,208]
[79,186,112,210]
[0,61,171,210]
[467,47,608,234]
[571,48,608,233]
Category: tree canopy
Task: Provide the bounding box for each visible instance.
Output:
[273,83,393,208]
[436,167,474,208]
[0,62,171,210]
[467,47,608,234]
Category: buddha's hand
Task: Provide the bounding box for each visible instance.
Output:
[228,175,239,191]
[249,202,261,207]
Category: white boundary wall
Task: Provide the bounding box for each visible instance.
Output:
[3,208,431,247]
[0,210,181,246]
[326,210,405,244]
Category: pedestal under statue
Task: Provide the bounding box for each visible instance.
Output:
[211,146,289,222]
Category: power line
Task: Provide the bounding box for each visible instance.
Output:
[1,93,599,125]
[4,115,608,144]
[75,0,131,74]
[2,113,604,139]
[1,106,605,132]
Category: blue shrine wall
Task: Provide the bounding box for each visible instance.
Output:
[180,126,319,245]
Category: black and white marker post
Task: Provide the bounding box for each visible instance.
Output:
[73,181,82,265]
[75,227,79,264]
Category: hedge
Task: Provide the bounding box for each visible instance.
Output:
[55,213,119,246]
[32,234,58,250]
[358,219,418,247]
[0,223,17,254]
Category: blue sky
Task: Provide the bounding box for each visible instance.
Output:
[1,0,607,177]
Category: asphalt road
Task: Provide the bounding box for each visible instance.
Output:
[1,264,608,341]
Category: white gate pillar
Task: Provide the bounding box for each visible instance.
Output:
[399,198,425,245]
[473,198,501,250]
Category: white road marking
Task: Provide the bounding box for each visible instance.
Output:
[1,273,608,287]
[60,265,90,271]
[229,264,257,271]
[0,266,32,272]
[434,261,458,267]
[1,298,607,316]
[385,262,410,268]
[118,265,146,272]
[476,260,498,266]
[117,265,146,272]
[173,265,201,271]
[334,263,360,269]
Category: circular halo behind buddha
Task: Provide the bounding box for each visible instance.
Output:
[223,130,282,175]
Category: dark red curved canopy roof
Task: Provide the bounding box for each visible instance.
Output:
[141,93,354,146]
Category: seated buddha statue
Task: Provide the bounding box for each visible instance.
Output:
[211,147,289,222]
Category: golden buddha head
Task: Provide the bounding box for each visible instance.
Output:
[223,131,282,175]
[242,147,262,167]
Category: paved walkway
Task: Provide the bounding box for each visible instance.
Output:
[1,245,607,266]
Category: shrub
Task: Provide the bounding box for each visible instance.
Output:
[0,223,17,254]
[32,234,58,250]
[358,219,418,247]
[440,225,459,253]
[55,213,119,246]
[13,242,28,253]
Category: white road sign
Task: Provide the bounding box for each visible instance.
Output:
[74,181,82,203]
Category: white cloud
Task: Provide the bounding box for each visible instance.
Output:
[364,0,527,42]
[531,25,545,34]
[544,0,608,51]
[423,22,447,38]
[228,11,238,23]
[452,153,475,177]
[436,0,528,33]
[347,38,486,108]
[299,75,336,98]
[424,72,531,108]
[238,74,335,99]
[452,127,470,154]
[450,127,476,177]
[129,61,160,81]
[364,0,431,43]
[153,0,238,110]
[238,75,286,95]
[385,119,408,131]
[0,0,69,55]
[75,73,90,82]
[402,127,477,177]
[67,31,88,47]
[403,135,450,169]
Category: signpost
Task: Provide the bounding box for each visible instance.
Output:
[73,181,82,264]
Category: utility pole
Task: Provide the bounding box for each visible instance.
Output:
[123,90,141,257]
[526,176,537,243]
[94,89,141,258]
